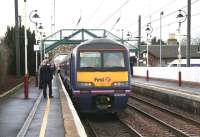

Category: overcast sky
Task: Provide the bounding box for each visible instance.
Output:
[1,0,200,41]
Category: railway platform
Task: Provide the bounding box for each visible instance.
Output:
[0,75,86,137]
[132,77,200,96]
[131,77,200,115]
[1,74,200,137]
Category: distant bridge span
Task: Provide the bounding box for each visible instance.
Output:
[41,29,138,60]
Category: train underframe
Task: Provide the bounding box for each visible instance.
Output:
[61,75,130,113]
[72,90,130,113]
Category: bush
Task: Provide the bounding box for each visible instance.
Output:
[0,40,9,85]
[4,26,36,76]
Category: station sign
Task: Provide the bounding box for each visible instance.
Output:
[34,44,40,51]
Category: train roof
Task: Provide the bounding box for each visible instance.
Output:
[80,38,122,45]
[75,38,127,50]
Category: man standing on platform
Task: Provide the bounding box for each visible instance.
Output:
[130,56,134,78]
[40,59,54,98]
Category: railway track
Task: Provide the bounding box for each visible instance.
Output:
[127,93,200,137]
[83,119,99,137]
[130,94,200,127]
[118,118,143,137]
[81,114,138,137]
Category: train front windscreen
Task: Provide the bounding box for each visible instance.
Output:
[79,51,127,69]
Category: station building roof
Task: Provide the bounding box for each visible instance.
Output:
[140,44,200,59]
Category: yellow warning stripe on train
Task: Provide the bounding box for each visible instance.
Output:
[77,71,128,87]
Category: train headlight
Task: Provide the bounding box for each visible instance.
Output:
[112,82,128,86]
[77,82,94,87]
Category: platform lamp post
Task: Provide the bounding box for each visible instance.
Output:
[23,0,28,99]
[176,9,187,86]
[176,9,187,67]
[159,11,164,67]
[29,10,40,87]
[42,32,46,59]
[38,23,44,63]
[145,23,153,81]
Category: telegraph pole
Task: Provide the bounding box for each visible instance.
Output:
[53,0,55,33]
[160,11,164,67]
[138,15,141,66]
[187,0,191,67]
[15,0,21,77]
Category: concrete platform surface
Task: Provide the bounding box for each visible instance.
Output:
[131,77,200,115]
[132,77,200,97]
[0,79,65,137]
[25,78,65,137]
[0,75,86,137]
[0,81,41,137]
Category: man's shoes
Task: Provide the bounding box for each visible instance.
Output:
[44,95,47,98]
[49,95,54,98]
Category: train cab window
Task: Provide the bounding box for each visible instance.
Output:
[103,52,125,68]
[80,52,101,68]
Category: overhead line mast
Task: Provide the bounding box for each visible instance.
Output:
[51,0,55,34]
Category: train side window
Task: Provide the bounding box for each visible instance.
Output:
[69,54,72,79]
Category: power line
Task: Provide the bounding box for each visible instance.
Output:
[124,19,138,30]
[152,20,177,32]
[124,0,179,29]
[192,24,200,30]
[149,0,178,17]
[152,12,200,32]
[96,0,131,28]
[149,0,200,25]
[192,12,200,17]
[85,0,105,25]
[132,0,200,35]
[117,0,200,38]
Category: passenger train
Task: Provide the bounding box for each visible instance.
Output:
[59,38,131,113]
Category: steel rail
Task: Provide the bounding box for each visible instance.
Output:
[118,118,144,137]
[130,94,200,127]
[127,103,190,137]
[84,119,99,137]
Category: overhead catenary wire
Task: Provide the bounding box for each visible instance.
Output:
[191,24,200,30]
[131,0,200,36]
[192,12,200,17]
[85,0,105,26]
[149,0,178,16]
[96,0,131,28]
[130,11,200,40]
[152,12,200,32]
[142,0,199,26]
[147,0,200,25]
[124,0,179,31]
